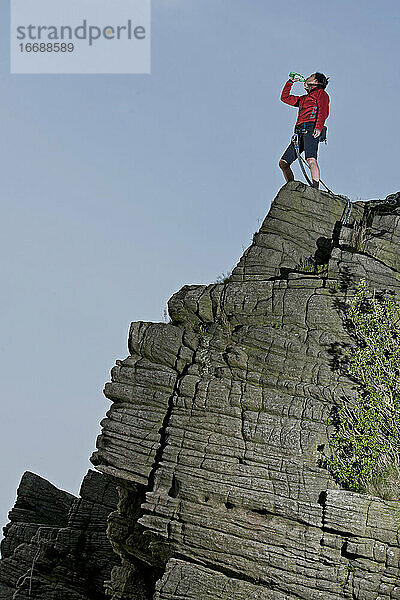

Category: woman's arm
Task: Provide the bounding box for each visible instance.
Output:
[280,80,300,107]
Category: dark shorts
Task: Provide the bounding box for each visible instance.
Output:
[280,121,320,165]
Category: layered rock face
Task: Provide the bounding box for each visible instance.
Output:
[0,470,119,599]
[2,182,400,599]
[90,182,400,600]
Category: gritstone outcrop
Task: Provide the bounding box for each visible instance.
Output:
[0,470,119,599]
[2,181,400,599]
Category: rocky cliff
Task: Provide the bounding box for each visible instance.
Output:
[2,181,400,599]
[0,470,119,599]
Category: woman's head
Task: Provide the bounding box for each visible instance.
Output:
[304,72,329,92]
[313,72,329,89]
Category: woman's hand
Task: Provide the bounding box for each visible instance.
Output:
[313,129,321,138]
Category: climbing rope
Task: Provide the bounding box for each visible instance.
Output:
[291,132,352,223]
[364,191,400,211]
[342,196,353,225]
[291,129,400,224]
[291,133,337,194]
[291,134,313,187]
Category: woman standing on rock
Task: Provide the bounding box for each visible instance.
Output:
[279,72,330,189]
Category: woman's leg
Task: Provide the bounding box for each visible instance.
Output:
[306,157,320,187]
[279,159,294,182]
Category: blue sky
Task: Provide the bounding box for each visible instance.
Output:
[1,0,399,529]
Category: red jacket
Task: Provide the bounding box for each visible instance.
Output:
[280,80,330,131]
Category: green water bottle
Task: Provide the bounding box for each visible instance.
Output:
[289,72,306,82]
